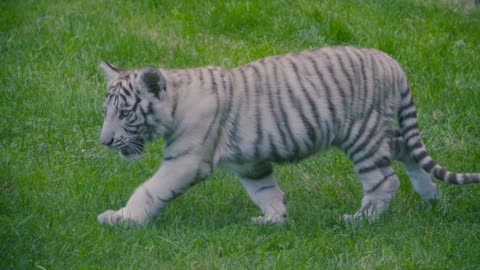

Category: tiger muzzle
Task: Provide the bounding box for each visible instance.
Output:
[100,126,115,146]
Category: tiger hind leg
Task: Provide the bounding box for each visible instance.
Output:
[390,132,440,202]
[342,131,400,221]
[232,162,287,224]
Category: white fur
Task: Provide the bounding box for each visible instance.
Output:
[98,46,468,226]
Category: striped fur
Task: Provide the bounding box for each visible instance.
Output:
[97,46,480,225]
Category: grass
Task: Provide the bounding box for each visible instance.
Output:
[1,0,480,269]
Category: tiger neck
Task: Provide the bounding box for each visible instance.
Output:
[161,67,231,155]
[163,67,229,118]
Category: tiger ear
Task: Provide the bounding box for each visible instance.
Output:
[100,61,122,81]
[137,66,166,99]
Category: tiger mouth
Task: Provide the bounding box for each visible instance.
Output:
[118,138,145,159]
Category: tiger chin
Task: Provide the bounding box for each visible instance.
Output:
[97,46,480,226]
[118,139,144,160]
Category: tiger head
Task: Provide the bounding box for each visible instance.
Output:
[99,61,173,160]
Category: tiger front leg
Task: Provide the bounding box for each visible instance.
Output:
[98,155,211,225]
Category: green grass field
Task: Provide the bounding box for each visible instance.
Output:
[1,0,480,269]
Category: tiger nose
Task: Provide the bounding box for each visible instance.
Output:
[101,136,114,146]
[100,130,115,146]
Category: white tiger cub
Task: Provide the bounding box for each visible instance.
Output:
[97,46,480,225]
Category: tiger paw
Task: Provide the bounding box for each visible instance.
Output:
[342,212,378,223]
[342,213,360,222]
[98,209,122,225]
[251,214,286,224]
[97,208,149,225]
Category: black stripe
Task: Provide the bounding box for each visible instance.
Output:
[144,189,155,206]
[403,130,420,144]
[202,69,221,144]
[353,135,386,165]
[194,162,213,182]
[308,55,337,143]
[447,173,458,184]
[164,128,185,148]
[164,148,193,161]
[415,150,428,162]
[139,105,148,121]
[226,104,243,159]
[464,173,477,184]
[157,196,173,204]
[399,111,417,123]
[370,52,382,109]
[119,91,128,104]
[284,58,315,149]
[302,57,329,148]
[409,140,423,151]
[256,185,276,194]
[113,95,119,107]
[377,52,394,93]
[125,119,142,128]
[221,71,234,125]
[273,61,300,155]
[401,123,419,137]
[185,71,192,85]
[400,87,410,99]
[409,146,426,163]
[350,49,368,118]
[239,68,250,109]
[128,81,134,93]
[147,102,154,115]
[389,137,405,160]
[327,51,349,125]
[374,52,391,109]
[322,53,347,133]
[289,57,320,146]
[306,75,329,145]
[436,168,447,180]
[422,159,436,172]
[366,172,395,194]
[198,68,204,82]
[123,125,139,134]
[399,98,415,113]
[131,95,141,112]
[122,86,132,97]
[337,48,356,121]
[239,162,273,179]
[342,105,375,153]
[341,124,359,153]
[212,70,232,160]
[171,82,179,117]
[251,65,264,158]
[268,134,282,161]
[347,110,383,160]
[398,112,417,123]
[358,156,391,174]
[104,61,121,72]
[209,68,218,94]
[158,189,183,204]
[462,174,472,184]
[169,189,181,200]
[214,71,234,154]
[266,61,289,153]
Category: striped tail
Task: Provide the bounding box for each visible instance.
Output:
[398,86,480,184]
